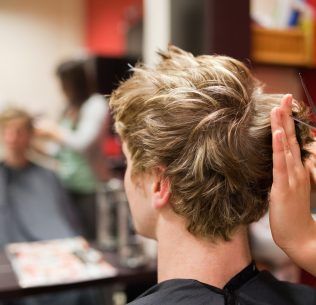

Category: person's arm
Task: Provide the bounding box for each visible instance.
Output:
[269,94,316,276]
[35,95,108,152]
[59,95,108,151]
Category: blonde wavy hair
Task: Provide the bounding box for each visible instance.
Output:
[0,108,33,130]
[110,46,311,241]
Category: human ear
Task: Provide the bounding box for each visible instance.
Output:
[152,170,170,209]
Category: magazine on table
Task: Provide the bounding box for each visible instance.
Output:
[5,236,117,288]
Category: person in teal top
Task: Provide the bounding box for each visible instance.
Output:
[36,59,108,240]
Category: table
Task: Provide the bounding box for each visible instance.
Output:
[0,250,157,300]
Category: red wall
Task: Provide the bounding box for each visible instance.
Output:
[85,0,142,56]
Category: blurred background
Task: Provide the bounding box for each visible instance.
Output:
[1,0,316,114]
[0,0,316,304]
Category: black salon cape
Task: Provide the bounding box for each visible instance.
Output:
[129,263,316,305]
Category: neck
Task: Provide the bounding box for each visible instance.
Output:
[4,153,28,168]
[156,213,252,288]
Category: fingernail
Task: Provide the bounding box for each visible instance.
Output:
[285,94,293,105]
[274,129,283,143]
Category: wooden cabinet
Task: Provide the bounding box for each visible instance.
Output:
[251,26,313,66]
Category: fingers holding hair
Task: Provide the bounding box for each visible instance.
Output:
[271,107,289,189]
[279,94,302,164]
[271,94,309,195]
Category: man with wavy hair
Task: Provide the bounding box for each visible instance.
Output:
[110,46,316,304]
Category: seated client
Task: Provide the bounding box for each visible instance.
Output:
[0,108,78,246]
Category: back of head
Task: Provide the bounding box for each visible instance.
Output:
[110,46,311,241]
[56,59,92,107]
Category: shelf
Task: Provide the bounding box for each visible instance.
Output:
[251,26,314,67]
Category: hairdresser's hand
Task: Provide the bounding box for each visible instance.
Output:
[270,94,316,275]
[34,118,62,142]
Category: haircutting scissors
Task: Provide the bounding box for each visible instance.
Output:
[291,73,316,129]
